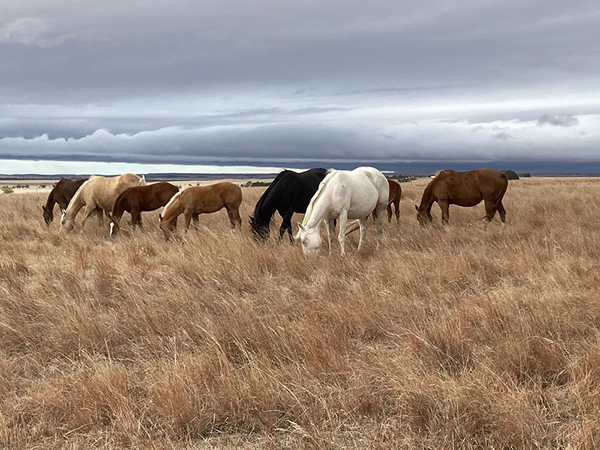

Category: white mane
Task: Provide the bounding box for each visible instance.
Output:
[301,169,336,226]
[162,189,183,213]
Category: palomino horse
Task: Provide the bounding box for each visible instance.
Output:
[346,178,402,234]
[415,168,508,225]
[42,178,87,225]
[250,168,328,242]
[61,173,145,232]
[295,167,389,257]
[109,181,179,237]
[159,182,242,239]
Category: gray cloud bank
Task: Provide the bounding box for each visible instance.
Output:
[1,0,599,167]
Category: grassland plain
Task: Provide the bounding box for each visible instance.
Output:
[0,177,599,449]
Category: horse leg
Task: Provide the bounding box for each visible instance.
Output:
[375,205,385,247]
[327,219,336,254]
[183,212,193,230]
[77,206,96,228]
[279,209,295,242]
[439,200,450,224]
[484,199,496,223]
[358,217,368,250]
[337,211,348,255]
[192,214,200,230]
[394,200,400,223]
[387,204,393,222]
[497,201,507,225]
[95,208,104,225]
[132,211,142,227]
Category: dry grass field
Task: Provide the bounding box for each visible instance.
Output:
[1,176,600,449]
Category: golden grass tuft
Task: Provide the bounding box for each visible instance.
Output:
[1,177,600,448]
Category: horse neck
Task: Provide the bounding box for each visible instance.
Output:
[111,196,126,222]
[253,189,279,225]
[162,194,183,224]
[418,182,435,213]
[63,181,88,219]
[44,188,57,210]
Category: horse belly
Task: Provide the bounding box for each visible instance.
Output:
[450,193,483,207]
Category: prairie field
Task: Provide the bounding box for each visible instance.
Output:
[1,176,600,449]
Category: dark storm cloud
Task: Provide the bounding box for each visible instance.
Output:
[537,115,580,127]
[0,0,599,167]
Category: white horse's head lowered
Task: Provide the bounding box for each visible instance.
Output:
[295,223,321,258]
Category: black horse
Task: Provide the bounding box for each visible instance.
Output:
[42,178,87,225]
[250,168,328,242]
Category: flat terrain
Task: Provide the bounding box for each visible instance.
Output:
[1,177,599,448]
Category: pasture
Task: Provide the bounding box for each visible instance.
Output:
[1,177,599,449]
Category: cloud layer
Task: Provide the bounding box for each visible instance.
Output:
[1,0,599,169]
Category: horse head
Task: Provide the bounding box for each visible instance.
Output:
[60,209,75,231]
[42,205,53,225]
[249,215,270,242]
[295,223,321,258]
[415,205,433,226]
[158,213,176,240]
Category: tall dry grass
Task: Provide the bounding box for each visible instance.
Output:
[1,177,600,449]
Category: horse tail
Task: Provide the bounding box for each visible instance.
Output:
[302,169,336,226]
[494,173,509,209]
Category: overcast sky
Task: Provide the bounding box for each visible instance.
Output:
[1,0,599,174]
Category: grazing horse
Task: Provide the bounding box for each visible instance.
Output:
[42,178,87,225]
[108,181,179,237]
[249,168,328,242]
[159,182,242,239]
[295,167,389,257]
[415,168,508,225]
[61,173,145,232]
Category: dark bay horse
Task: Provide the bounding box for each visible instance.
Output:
[159,182,242,240]
[108,181,179,237]
[249,168,328,242]
[42,178,87,224]
[415,168,508,225]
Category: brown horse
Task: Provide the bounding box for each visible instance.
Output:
[373,179,402,223]
[42,178,87,225]
[108,181,179,237]
[415,168,508,225]
[61,173,145,232]
[159,182,242,239]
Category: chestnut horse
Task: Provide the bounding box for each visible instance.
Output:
[42,178,87,225]
[109,181,179,237]
[415,168,508,225]
[61,173,145,232]
[159,182,242,239]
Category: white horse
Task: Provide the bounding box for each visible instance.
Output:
[295,167,389,257]
[61,173,145,232]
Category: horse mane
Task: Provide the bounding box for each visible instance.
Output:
[301,169,335,226]
[162,189,183,215]
[252,170,290,217]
